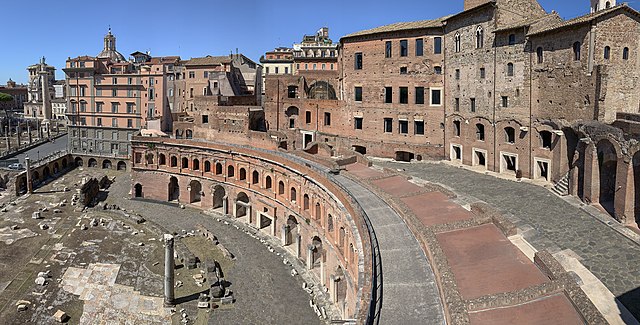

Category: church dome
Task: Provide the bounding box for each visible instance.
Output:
[97,29,125,62]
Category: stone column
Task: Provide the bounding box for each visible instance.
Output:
[222,196,228,215]
[16,124,20,149]
[320,258,325,286]
[5,127,10,152]
[163,234,175,306]
[25,157,33,194]
[330,275,337,303]
[295,234,301,258]
[27,123,32,145]
[281,225,288,246]
[306,244,314,270]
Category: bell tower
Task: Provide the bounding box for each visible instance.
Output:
[591,0,615,13]
[103,27,116,52]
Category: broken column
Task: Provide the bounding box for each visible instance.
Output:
[281,224,288,246]
[25,157,33,194]
[164,234,175,306]
[307,244,314,270]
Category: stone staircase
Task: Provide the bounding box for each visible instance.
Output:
[551,173,569,196]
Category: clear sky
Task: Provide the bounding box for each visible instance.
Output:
[1,0,637,84]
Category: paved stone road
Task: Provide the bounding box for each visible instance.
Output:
[378,161,640,319]
[106,173,322,325]
[333,174,445,325]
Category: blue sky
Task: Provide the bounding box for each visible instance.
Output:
[2,0,637,84]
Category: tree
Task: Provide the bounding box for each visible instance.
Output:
[0,92,13,103]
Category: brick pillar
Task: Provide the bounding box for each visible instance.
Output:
[616,159,633,224]
[583,142,598,204]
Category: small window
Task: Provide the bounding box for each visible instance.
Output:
[385,41,392,58]
[455,98,460,112]
[537,47,544,63]
[400,40,408,57]
[623,47,629,60]
[540,131,553,149]
[354,117,363,130]
[455,69,460,80]
[604,46,611,60]
[355,87,363,101]
[476,123,485,141]
[354,52,363,70]
[573,42,581,61]
[385,87,393,103]
[415,87,424,104]
[470,98,476,112]
[202,115,209,124]
[399,120,409,134]
[480,68,485,79]
[430,89,442,106]
[453,121,461,137]
[476,26,484,49]
[416,39,423,56]
[502,96,509,108]
[305,111,311,124]
[434,66,442,75]
[414,121,424,135]
[434,37,442,54]
[400,67,407,74]
[383,118,393,133]
[399,87,408,104]
[505,127,515,143]
[507,63,514,76]
[454,33,461,53]
[508,34,516,45]
[324,112,331,126]
[287,86,298,98]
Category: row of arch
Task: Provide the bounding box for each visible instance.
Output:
[450,118,554,148]
[73,157,127,170]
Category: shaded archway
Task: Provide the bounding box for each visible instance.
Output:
[168,176,180,201]
[32,171,40,184]
[102,159,112,169]
[597,140,617,216]
[117,161,126,171]
[395,151,414,162]
[88,158,97,168]
[213,185,226,210]
[53,162,59,174]
[239,168,247,181]
[61,158,68,169]
[228,165,235,178]
[311,236,323,268]
[43,167,51,180]
[134,183,143,198]
[74,157,83,167]
[189,180,202,203]
[235,192,249,217]
[307,81,337,100]
[285,215,298,246]
[335,266,347,303]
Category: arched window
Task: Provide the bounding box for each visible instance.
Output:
[505,127,515,144]
[476,26,484,49]
[453,120,461,137]
[170,156,177,167]
[303,194,310,210]
[339,227,346,249]
[239,168,247,181]
[290,187,297,203]
[158,153,166,165]
[252,170,259,184]
[327,214,334,232]
[507,63,514,76]
[573,42,581,61]
[606,1,611,8]
[536,47,544,64]
[476,123,485,141]
[540,131,553,149]
[278,181,285,195]
[265,176,272,189]
[623,47,629,60]
[192,159,200,170]
[204,161,211,172]
[227,165,235,177]
[181,157,188,169]
[454,33,461,53]
[215,162,223,175]
[315,202,321,221]
[508,34,516,45]
[604,46,611,60]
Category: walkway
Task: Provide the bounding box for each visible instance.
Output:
[332,174,446,325]
[378,160,640,320]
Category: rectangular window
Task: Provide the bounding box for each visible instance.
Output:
[399,120,409,134]
[127,119,133,128]
[305,111,311,124]
[288,86,298,98]
[355,87,363,102]
[434,37,442,54]
[202,115,209,124]
[111,102,118,113]
[285,67,289,74]
[434,66,442,75]
[112,89,117,97]
[385,41,392,58]
[126,103,134,113]
[204,71,209,78]
[400,40,408,57]
[266,67,270,74]
[324,112,331,126]
[96,88,102,96]
[480,68,486,79]
[502,96,509,108]
[384,118,393,133]
[400,67,407,74]
[128,77,132,85]
[112,77,117,85]
[399,87,408,104]
[96,102,103,113]
[70,86,77,96]
[97,118,102,126]
[415,87,424,104]
[80,101,86,112]
[80,117,86,125]
[189,71,195,78]
[455,69,460,80]
[430,89,442,106]
[416,39,424,56]
[354,117,363,130]
[470,98,476,112]
[385,87,393,103]
[415,121,425,135]
[79,86,86,96]
[275,67,279,74]
[354,52,363,70]
[112,118,118,127]
[455,98,460,112]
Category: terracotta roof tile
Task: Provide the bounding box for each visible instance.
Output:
[184,55,232,66]
[342,17,448,39]
[528,4,639,36]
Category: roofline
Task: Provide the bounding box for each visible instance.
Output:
[443,0,496,22]
[528,4,640,36]
[340,22,445,43]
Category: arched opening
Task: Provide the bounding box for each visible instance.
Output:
[573,42,581,61]
[117,161,126,171]
[315,202,321,221]
[181,157,189,169]
[353,145,367,155]
[189,180,202,203]
[53,162,59,174]
[239,168,247,181]
[159,154,166,165]
[170,156,178,167]
[597,140,617,216]
[311,236,323,268]
[146,153,154,165]
[227,165,235,178]
[204,161,211,172]
[102,159,112,169]
[215,163,223,175]
[252,170,259,184]
[475,26,484,49]
[536,47,544,63]
[327,214,334,232]
[185,129,193,139]
[303,194,310,210]
[235,192,249,217]
[43,167,51,180]
[504,127,515,144]
[18,177,27,194]
[168,176,180,201]
[278,181,285,195]
[75,157,83,167]
[285,106,299,129]
[395,151,414,162]
[290,187,297,203]
[339,227,346,251]
[507,62,514,76]
[61,158,68,169]
[265,176,272,189]
[193,159,200,171]
[175,129,183,139]
[335,266,347,304]
[604,46,611,60]
[88,158,97,168]
[285,215,298,246]
[213,185,226,211]
[134,183,143,198]
[33,171,40,185]
[307,81,337,100]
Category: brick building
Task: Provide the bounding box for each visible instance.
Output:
[0,79,27,113]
